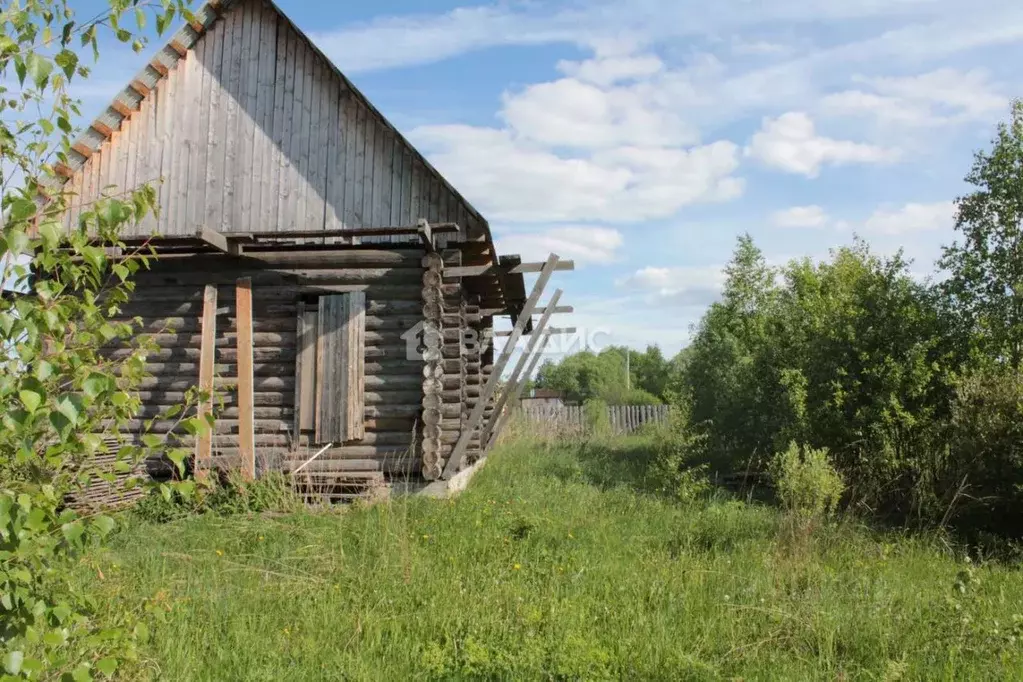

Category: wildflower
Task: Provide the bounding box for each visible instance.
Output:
[283,627,290,635]
[215,549,224,557]
[422,534,430,540]
[568,533,575,539]
[258,536,264,542]
[513,564,521,570]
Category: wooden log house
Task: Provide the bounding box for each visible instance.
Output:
[55,0,574,495]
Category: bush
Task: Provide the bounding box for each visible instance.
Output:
[769,441,845,518]
[649,402,710,503]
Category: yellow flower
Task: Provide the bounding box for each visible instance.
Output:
[568,533,575,539]
[422,534,430,540]
[258,536,264,542]
[215,549,223,557]
[283,627,290,635]
[513,564,521,570]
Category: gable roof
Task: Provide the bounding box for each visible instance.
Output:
[58,0,494,247]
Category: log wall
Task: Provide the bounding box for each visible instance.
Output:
[112,243,497,480]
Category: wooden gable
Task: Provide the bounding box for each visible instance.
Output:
[61,0,489,243]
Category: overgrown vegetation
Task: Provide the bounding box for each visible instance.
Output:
[77,436,1023,679]
[0,1,197,678]
[534,345,672,404]
[532,100,1023,542]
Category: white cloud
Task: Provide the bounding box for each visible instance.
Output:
[822,68,1008,127]
[862,201,957,234]
[616,265,725,306]
[500,75,699,150]
[745,112,899,177]
[308,0,1001,74]
[495,226,624,265]
[413,120,743,224]
[771,205,830,228]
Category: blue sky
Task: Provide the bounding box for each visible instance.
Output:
[78,0,1023,361]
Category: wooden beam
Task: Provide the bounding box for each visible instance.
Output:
[445,261,575,278]
[90,121,114,138]
[236,278,255,481]
[196,226,241,255]
[195,284,218,481]
[149,60,169,77]
[442,254,561,479]
[482,289,563,446]
[189,19,206,33]
[231,223,460,241]
[129,79,151,97]
[496,326,574,338]
[480,305,573,317]
[487,329,555,450]
[54,163,74,179]
[110,100,135,118]
[168,40,189,57]
[417,218,435,253]
[71,142,93,159]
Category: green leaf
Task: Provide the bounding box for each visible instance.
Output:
[135,7,147,29]
[134,622,150,643]
[83,373,110,399]
[18,388,42,413]
[56,394,82,425]
[167,449,186,475]
[4,650,23,675]
[142,434,162,449]
[25,53,53,89]
[92,515,116,537]
[95,658,118,677]
[62,520,85,544]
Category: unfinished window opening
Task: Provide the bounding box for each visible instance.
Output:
[294,292,366,444]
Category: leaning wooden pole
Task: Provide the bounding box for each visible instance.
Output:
[441,254,561,479]
[487,328,555,450]
[236,278,255,480]
[480,288,563,446]
[195,284,218,481]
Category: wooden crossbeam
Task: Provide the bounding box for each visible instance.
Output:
[480,305,573,317]
[442,254,561,479]
[196,226,242,255]
[194,284,218,481]
[231,223,460,241]
[487,329,556,450]
[236,278,255,481]
[495,326,574,338]
[445,261,575,278]
[482,290,562,446]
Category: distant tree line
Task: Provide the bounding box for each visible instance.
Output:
[533,345,676,405]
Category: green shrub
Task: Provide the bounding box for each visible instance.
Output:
[649,402,710,503]
[769,441,845,518]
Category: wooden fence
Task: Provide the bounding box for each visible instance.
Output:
[518,404,670,435]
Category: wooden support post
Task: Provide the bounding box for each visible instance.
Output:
[195,284,217,481]
[236,278,255,480]
[481,289,562,446]
[487,328,555,450]
[417,218,435,252]
[442,254,560,479]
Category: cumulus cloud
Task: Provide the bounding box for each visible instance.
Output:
[495,226,624,265]
[771,205,831,228]
[616,265,725,306]
[822,68,1008,127]
[862,201,957,235]
[745,112,899,177]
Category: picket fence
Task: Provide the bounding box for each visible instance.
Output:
[518,404,670,435]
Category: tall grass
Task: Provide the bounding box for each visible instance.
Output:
[81,435,1023,680]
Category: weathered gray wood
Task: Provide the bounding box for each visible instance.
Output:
[489,329,555,449]
[195,284,218,480]
[482,289,562,446]
[442,254,560,479]
[316,293,366,443]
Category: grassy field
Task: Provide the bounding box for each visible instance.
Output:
[82,435,1023,680]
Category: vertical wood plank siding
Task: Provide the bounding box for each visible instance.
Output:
[65,0,485,240]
